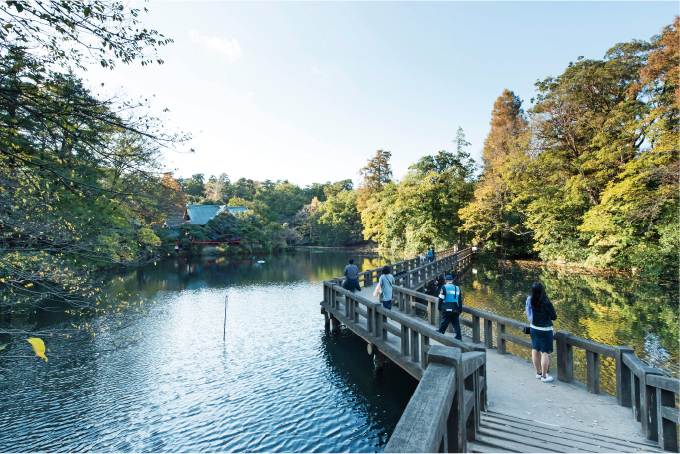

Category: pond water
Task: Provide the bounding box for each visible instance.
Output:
[0,250,414,452]
[449,254,679,395]
[0,250,677,451]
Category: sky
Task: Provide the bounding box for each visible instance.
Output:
[82,2,677,188]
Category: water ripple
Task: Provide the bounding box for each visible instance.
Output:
[0,252,419,452]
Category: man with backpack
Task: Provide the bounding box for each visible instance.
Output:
[438,274,463,340]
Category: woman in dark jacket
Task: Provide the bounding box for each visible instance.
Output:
[525,281,557,383]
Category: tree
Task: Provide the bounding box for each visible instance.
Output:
[357,149,393,247]
[0,1,172,71]
[0,0,186,342]
[358,149,392,192]
[316,190,363,246]
[181,174,205,200]
[292,197,321,241]
[460,90,532,255]
[254,180,308,219]
[384,132,475,254]
[204,173,231,201]
[234,178,256,201]
[323,179,354,199]
[578,17,679,278]
[526,40,651,263]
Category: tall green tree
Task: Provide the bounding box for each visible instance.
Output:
[526,40,651,263]
[384,129,475,253]
[316,190,363,246]
[460,90,532,255]
[357,149,393,247]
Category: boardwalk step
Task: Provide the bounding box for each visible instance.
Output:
[466,441,515,453]
[482,411,663,452]
[470,411,665,453]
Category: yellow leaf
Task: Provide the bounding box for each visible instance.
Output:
[26,338,48,362]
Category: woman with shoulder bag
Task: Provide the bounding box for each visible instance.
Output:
[525,281,557,383]
[373,266,395,310]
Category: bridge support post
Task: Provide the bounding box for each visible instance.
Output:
[615,346,635,407]
[368,344,386,371]
[555,331,573,382]
[330,313,341,333]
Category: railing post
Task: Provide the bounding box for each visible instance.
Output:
[657,387,678,452]
[379,312,387,342]
[615,346,634,407]
[497,323,506,354]
[586,350,600,394]
[410,329,419,363]
[484,319,493,349]
[639,367,662,440]
[428,300,435,325]
[555,330,573,382]
[367,305,373,334]
[420,335,429,369]
[401,326,409,357]
[472,315,480,344]
[373,304,380,338]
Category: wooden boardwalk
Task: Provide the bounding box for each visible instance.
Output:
[320,248,678,453]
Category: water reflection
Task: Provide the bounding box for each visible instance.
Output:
[454,255,679,395]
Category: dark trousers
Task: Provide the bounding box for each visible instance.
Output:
[382,300,392,310]
[438,311,462,340]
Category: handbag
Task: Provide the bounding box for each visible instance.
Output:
[373,282,381,298]
[522,326,531,335]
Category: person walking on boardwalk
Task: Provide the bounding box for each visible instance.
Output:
[374,266,395,310]
[343,258,361,293]
[526,281,557,383]
[427,247,434,263]
[437,275,462,340]
[419,251,426,266]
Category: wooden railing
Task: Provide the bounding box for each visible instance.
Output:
[335,247,472,289]
[453,306,679,451]
[322,282,476,379]
[385,345,487,453]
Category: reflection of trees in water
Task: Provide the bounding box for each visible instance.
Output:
[461,258,679,394]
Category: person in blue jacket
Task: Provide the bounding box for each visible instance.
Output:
[427,248,434,263]
[437,275,462,340]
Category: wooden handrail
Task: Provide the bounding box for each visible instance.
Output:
[385,346,487,453]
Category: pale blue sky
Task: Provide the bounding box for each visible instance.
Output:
[84,2,677,187]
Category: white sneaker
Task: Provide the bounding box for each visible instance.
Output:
[535,373,542,379]
[541,374,554,383]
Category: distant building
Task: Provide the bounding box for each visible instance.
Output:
[182,204,249,226]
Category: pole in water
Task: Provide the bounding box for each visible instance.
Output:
[223,295,228,341]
